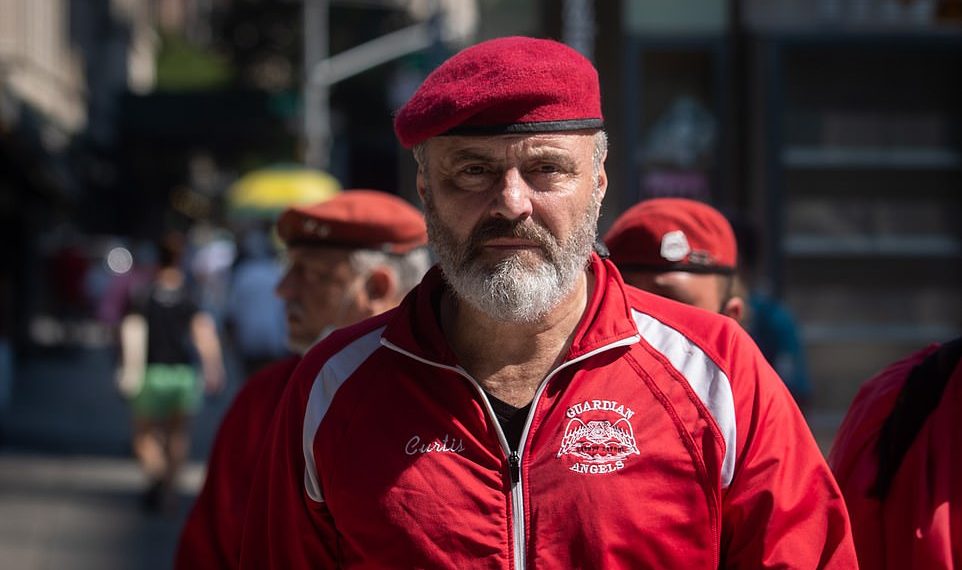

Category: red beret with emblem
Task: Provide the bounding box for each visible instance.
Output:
[277,190,428,254]
[393,36,604,149]
[604,198,737,274]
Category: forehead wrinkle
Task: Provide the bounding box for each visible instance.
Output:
[433,132,590,152]
[445,141,585,166]
[287,246,349,265]
[523,147,580,169]
[448,148,499,164]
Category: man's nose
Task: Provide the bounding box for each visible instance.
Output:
[490,168,533,221]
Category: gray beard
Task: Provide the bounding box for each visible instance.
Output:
[424,188,601,323]
[287,327,330,356]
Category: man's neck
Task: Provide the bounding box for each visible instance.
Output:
[441,271,593,407]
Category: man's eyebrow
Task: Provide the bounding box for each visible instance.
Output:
[526,148,579,168]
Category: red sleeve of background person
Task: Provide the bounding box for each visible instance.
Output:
[829,344,962,569]
[174,356,301,570]
[698,308,857,568]
[393,36,603,148]
[238,334,358,568]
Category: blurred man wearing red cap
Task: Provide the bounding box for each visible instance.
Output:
[604,197,744,321]
[175,190,430,569]
[240,37,855,569]
[607,199,817,411]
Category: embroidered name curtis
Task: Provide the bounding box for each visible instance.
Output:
[405,434,466,455]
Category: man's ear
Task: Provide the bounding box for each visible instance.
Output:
[417,166,425,203]
[364,266,398,313]
[596,164,608,200]
[722,296,745,324]
[416,169,428,203]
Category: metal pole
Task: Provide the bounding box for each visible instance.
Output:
[309,23,435,89]
[303,0,448,170]
[562,0,595,61]
[303,0,330,170]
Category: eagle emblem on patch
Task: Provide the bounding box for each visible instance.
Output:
[557,399,640,475]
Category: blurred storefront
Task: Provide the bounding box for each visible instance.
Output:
[0,0,156,384]
[596,0,962,416]
[1,0,959,424]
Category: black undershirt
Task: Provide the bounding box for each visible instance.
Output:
[484,391,532,452]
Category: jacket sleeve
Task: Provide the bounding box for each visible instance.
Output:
[827,344,948,570]
[719,328,857,569]
[238,355,339,569]
[175,408,243,570]
[175,358,299,570]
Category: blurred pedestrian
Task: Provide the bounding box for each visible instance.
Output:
[604,197,744,321]
[117,230,225,513]
[175,190,430,569]
[97,240,157,328]
[829,337,962,569]
[48,238,89,318]
[730,215,813,410]
[604,200,815,410]
[188,224,237,325]
[238,36,855,569]
[223,226,289,378]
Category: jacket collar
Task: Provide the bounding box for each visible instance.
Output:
[381,253,639,367]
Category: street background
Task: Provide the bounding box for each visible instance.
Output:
[2,0,961,568]
[0,346,238,569]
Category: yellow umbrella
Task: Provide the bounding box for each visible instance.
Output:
[227,165,341,218]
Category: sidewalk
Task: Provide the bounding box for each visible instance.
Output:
[1,347,232,456]
[0,346,238,570]
[0,453,203,570]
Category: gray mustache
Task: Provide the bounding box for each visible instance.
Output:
[284,303,307,319]
[467,219,555,255]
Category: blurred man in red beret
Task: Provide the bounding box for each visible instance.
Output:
[604,197,744,321]
[175,190,430,569]
[607,199,816,411]
[239,36,855,569]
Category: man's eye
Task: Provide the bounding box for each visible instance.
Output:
[304,269,332,282]
[537,164,561,173]
[462,165,487,175]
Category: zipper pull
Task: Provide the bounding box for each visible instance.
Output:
[508,451,521,484]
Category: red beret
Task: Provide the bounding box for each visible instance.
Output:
[277,190,428,254]
[604,198,737,274]
[394,36,603,148]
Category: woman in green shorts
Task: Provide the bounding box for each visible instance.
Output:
[120,232,224,513]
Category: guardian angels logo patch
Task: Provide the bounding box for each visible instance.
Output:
[557,399,640,475]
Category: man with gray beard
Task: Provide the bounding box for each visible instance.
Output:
[239,37,856,569]
[176,190,429,569]
[421,145,605,325]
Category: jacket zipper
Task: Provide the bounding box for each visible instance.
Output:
[381,334,639,570]
[508,451,521,484]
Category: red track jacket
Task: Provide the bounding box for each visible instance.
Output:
[830,343,962,569]
[239,255,856,569]
[175,355,301,569]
